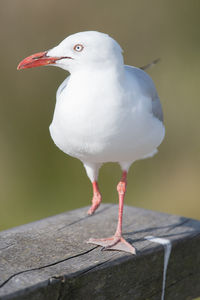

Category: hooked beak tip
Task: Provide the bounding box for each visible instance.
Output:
[17,51,73,71]
[17,51,55,70]
[17,63,23,70]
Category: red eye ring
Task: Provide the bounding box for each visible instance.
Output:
[74,44,84,52]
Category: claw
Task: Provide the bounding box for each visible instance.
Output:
[87,171,136,255]
[87,235,136,255]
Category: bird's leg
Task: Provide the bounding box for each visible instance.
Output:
[87,171,136,254]
[87,181,102,215]
[114,170,127,237]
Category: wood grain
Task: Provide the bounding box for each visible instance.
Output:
[0,204,200,300]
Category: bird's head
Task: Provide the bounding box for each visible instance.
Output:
[17,31,123,73]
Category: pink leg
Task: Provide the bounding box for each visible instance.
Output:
[87,171,136,254]
[87,181,102,215]
[115,171,127,237]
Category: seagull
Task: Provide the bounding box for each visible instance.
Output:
[17,31,165,254]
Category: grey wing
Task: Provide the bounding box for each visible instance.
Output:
[125,65,164,122]
[56,76,70,99]
[152,97,163,122]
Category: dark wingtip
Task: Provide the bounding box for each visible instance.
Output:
[140,58,161,71]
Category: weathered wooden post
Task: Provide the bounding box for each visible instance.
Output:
[0,204,200,299]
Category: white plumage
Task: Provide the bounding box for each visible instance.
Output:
[18,31,165,254]
[48,32,164,179]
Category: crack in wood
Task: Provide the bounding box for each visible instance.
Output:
[78,258,112,276]
[0,246,99,289]
[0,243,15,251]
[0,205,200,299]
[53,258,113,300]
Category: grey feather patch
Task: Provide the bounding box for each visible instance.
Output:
[152,97,164,122]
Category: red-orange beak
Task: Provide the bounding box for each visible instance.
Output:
[17,51,72,70]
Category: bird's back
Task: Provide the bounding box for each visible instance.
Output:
[125,66,163,122]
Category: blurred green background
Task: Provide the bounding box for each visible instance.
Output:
[0,0,200,231]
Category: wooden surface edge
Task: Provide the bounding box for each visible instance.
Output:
[0,204,200,300]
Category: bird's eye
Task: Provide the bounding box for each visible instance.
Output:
[74,44,84,52]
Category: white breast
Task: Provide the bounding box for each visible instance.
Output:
[49,68,165,163]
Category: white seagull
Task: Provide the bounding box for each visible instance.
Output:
[18,31,165,254]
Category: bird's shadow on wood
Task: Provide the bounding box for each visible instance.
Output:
[124,217,200,244]
[58,205,113,231]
